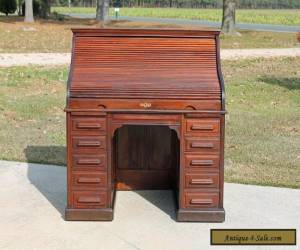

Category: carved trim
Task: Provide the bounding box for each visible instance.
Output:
[168,125,180,140]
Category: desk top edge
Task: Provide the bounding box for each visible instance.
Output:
[71,28,221,37]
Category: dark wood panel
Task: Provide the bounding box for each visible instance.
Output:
[116,170,173,190]
[115,125,179,190]
[116,125,175,170]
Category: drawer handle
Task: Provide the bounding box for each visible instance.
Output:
[77,159,102,165]
[190,142,214,148]
[77,177,101,184]
[77,141,101,147]
[77,196,101,203]
[190,160,213,166]
[190,198,213,205]
[77,123,102,129]
[191,125,214,131]
[190,179,213,185]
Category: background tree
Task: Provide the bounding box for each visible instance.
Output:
[96,0,109,21]
[21,0,41,16]
[221,0,237,34]
[24,0,34,22]
[39,0,51,18]
[0,0,17,16]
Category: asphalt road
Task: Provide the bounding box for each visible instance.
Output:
[65,13,300,33]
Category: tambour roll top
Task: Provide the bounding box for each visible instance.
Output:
[67,28,224,109]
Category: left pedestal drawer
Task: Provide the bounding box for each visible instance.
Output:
[72,191,107,209]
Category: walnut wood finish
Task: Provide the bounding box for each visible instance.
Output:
[65,28,225,222]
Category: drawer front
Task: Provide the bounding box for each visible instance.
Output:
[185,137,220,153]
[185,173,219,189]
[72,117,106,133]
[185,155,219,170]
[184,192,219,208]
[72,136,106,152]
[72,172,107,189]
[72,191,107,209]
[72,155,106,171]
[68,98,221,111]
[185,118,220,136]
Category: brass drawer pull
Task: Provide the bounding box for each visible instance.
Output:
[190,160,213,166]
[77,197,101,203]
[77,123,102,129]
[191,142,214,148]
[190,179,213,185]
[190,198,213,205]
[139,102,152,108]
[77,141,101,147]
[77,159,102,165]
[77,177,101,184]
[191,125,214,131]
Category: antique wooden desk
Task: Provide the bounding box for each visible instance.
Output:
[65,28,226,222]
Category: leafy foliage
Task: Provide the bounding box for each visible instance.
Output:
[0,0,17,15]
[53,0,300,9]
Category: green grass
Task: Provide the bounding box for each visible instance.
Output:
[223,57,300,188]
[0,57,299,188]
[0,16,299,53]
[0,67,67,165]
[52,7,300,26]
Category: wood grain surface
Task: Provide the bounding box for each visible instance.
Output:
[65,28,225,222]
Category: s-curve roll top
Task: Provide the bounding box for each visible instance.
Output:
[67,28,225,110]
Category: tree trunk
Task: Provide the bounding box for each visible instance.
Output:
[24,0,34,23]
[221,0,236,34]
[96,0,109,22]
[39,0,51,18]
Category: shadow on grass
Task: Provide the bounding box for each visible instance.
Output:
[25,146,66,218]
[260,76,300,90]
[24,145,66,166]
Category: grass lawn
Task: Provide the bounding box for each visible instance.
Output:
[52,7,300,26]
[0,16,299,53]
[0,57,299,188]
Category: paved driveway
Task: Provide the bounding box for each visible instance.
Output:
[0,160,299,249]
[1,48,300,67]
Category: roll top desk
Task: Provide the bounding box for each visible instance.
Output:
[65,28,226,222]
